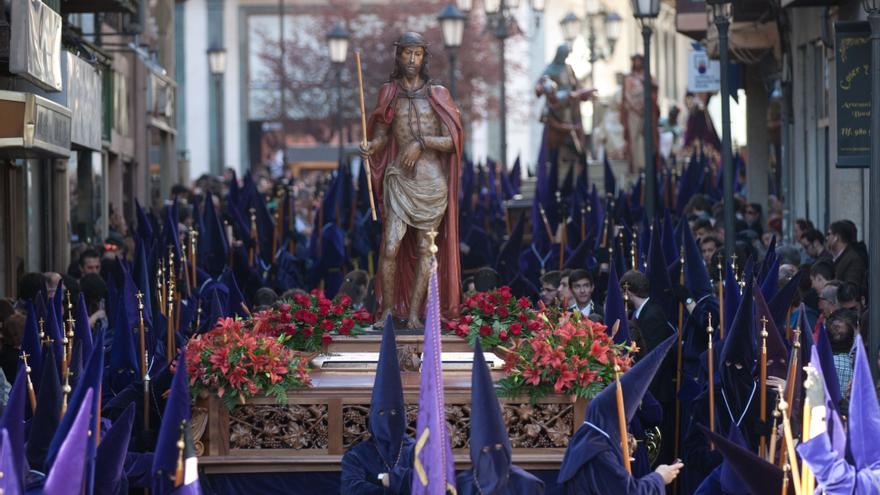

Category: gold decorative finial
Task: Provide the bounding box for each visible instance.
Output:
[760,315,769,338]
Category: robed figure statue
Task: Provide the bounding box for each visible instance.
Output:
[360,32,463,328]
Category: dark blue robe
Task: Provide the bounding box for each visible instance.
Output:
[455,465,545,495]
[340,437,415,494]
[563,449,665,495]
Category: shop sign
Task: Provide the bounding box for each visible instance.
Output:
[9,0,63,92]
[835,21,871,168]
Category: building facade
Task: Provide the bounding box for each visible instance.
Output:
[0,0,178,298]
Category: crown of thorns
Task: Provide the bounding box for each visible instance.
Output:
[393,32,430,48]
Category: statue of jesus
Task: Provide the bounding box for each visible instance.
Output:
[360,32,463,328]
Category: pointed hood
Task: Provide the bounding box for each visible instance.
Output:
[760,256,779,302]
[683,222,713,298]
[604,265,630,345]
[0,429,21,495]
[133,234,154,330]
[368,316,406,469]
[26,346,61,470]
[587,334,676,449]
[603,152,616,197]
[719,276,757,427]
[814,320,843,409]
[719,424,750,495]
[94,403,136,495]
[753,288,788,380]
[199,190,230,278]
[698,425,786,495]
[848,335,880,470]
[559,334,676,483]
[22,302,43,386]
[135,199,155,245]
[646,219,674,310]
[74,293,94,362]
[108,299,139,394]
[495,216,525,283]
[768,271,801,333]
[723,261,740,337]
[43,388,94,495]
[757,236,777,286]
[661,210,678,266]
[1,368,27,486]
[152,348,193,494]
[469,340,512,493]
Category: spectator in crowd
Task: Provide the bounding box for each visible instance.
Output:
[338,270,370,310]
[699,236,722,265]
[461,277,476,298]
[253,287,279,311]
[810,260,835,295]
[0,310,23,384]
[44,272,62,299]
[17,273,47,305]
[819,282,842,319]
[569,269,601,318]
[472,267,502,293]
[800,229,831,263]
[558,269,573,307]
[744,203,763,234]
[78,249,102,277]
[837,281,863,313]
[691,219,714,241]
[794,218,814,243]
[776,244,802,267]
[79,273,108,333]
[539,271,562,308]
[826,308,858,398]
[827,220,867,288]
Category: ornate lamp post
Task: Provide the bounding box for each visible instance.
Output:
[631,0,660,221]
[483,0,545,166]
[863,0,880,377]
[438,4,468,100]
[327,23,350,164]
[207,44,227,174]
[708,0,734,263]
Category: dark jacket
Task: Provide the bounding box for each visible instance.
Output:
[834,245,867,289]
[634,299,676,403]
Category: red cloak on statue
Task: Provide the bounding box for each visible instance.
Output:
[367,81,462,320]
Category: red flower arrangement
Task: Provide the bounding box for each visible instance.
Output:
[496,312,636,402]
[186,317,313,409]
[445,286,540,349]
[250,290,371,353]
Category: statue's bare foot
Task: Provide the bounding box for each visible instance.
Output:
[406,315,423,329]
[374,310,393,328]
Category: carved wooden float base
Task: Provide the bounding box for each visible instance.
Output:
[195,369,587,474]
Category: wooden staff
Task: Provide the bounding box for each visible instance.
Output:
[158,262,166,317]
[20,351,37,413]
[136,291,150,431]
[717,258,725,340]
[61,360,70,418]
[781,463,791,495]
[631,229,638,270]
[707,313,715,443]
[778,399,803,495]
[759,316,769,458]
[537,205,554,241]
[355,51,378,221]
[778,328,801,469]
[167,250,176,364]
[273,190,283,259]
[180,245,191,298]
[674,244,685,463]
[190,229,198,290]
[801,394,814,494]
[580,207,586,242]
[601,214,610,248]
[224,219,235,267]
[559,220,567,271]
[38,317,45,341]
[614,364,632,475]
[768,397,781,463]
[785,306,793,341]
[248,208,257,266]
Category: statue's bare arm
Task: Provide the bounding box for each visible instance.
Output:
[423,121,454,153]
[362,122,390,155]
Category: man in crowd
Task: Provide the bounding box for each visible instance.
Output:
[539,271,562,308]
[800,228,831,263]
[700,236,722,265]
[78,249,102,277]
[827,220,867,288]
[569,269,601,318]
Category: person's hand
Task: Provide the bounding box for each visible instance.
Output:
[655,461,684,485]
[804,365,826,407]
[673,285,692,305]
[401,141,423,169]
[359,140,375,158]
[766,375,786,394]
[89,309,106,326]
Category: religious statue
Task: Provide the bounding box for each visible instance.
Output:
[620,54,659,174]
[360,32,463,328]
[535,43,595,182]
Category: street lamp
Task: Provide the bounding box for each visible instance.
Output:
[631,0,659,222]
[560,12,581,44]
[708,0,734,265]
[457,0,473,14]
[207,44,227,175]
[438,3,467,100]
[485,0,544,166]
[327,23,350,164]
[862,0,880,377]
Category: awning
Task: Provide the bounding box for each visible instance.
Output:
[704,20,781,64]
[0,90,71,158]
